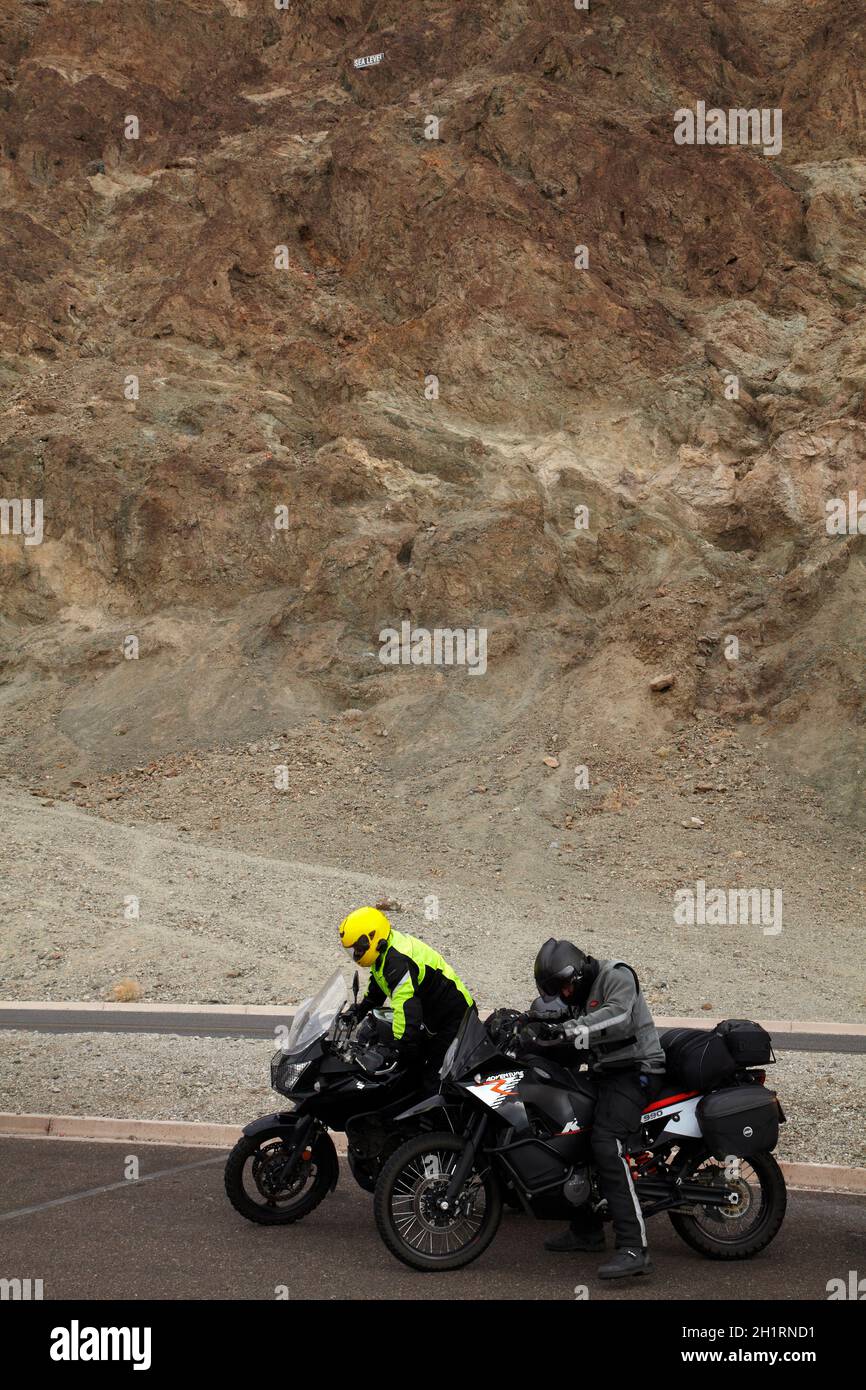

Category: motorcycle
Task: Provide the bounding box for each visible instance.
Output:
[373,1007,787,1271]
[224,969,429,1225]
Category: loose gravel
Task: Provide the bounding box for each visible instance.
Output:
[0,1030,862,1168]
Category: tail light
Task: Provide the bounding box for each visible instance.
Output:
[752,1069,766,1083]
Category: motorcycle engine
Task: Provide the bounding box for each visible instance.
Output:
[563,1168,591,1207]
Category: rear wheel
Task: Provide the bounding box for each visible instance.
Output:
[224,1128,336,1225]
[669,1150,787,1259]
[374,1132,502,1271]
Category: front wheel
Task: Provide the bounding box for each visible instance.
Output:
[224,1127,336,1225]
[374,1132,502,1272]
[668,1150,787,1259]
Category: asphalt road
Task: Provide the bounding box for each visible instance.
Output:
[1,1138,863,1301]
[1,1008,862,1054]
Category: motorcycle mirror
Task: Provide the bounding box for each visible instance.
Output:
[352,970,359,1002]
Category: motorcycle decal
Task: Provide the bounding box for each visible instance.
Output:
[641,1090,700,1122]
[465,1071,524,1108]
[557,1119,583,1135]
[642,1094,703,1138]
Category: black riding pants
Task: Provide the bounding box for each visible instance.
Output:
[569,1070,662,1249]
[407,1004,476,1087]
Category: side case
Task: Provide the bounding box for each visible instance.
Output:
[697,1084,780,1158]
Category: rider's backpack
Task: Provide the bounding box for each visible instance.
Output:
[714,1018,773,1066]
[658,1027,737,1091]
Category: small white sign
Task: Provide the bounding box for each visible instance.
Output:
[353,52,384,69]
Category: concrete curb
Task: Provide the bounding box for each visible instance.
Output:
[2,1001,865,1035]
[0,1113,863,1194]
[781,1162,866,1196]
[655,1017,866,1037]
[0,1112,243,1149]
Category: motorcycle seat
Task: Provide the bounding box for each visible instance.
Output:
[642,1084,700,1114]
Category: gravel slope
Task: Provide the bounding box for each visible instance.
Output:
[1,784,863,1023]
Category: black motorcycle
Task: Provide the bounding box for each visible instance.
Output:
[373,1007,787,1271]
[225,970,427,1225]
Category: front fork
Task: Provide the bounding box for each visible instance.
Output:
[440,1112,489,1211]
[272,1114,316,1187]
[241,1112,316,1189]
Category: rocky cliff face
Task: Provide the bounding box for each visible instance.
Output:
[1,0,864,824]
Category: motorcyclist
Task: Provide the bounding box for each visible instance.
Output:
[339,907,474,1080]
[532,938,665,1279]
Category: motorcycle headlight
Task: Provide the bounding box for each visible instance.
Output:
[271,1052,309,1095]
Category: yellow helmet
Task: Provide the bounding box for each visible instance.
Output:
[338,906,392,968]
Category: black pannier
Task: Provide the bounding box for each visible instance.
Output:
[715,1018,773,1066]
[698,1084,780,1158]
[659,1027,737,1092]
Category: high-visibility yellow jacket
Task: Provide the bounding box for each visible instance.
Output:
[362,928,473,1046]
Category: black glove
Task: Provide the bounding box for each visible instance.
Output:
[515,1021,545,1049]
[517,1020,565,1052]
[358,1045,398,1074]
[540,1021,565,1040]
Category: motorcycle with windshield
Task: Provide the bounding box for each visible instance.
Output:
[373,1007,787,1271]
[224,970,428,1224]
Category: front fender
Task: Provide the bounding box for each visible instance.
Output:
[241,1113,339,1192]
[242,1111,299,1140]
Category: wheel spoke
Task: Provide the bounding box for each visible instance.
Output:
[685,1157,766,1240]
[389,1146,489,1259]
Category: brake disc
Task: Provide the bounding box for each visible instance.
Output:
[688,1165,753,1222]
[252,1141,309,1200]
[717,1174,754,1220]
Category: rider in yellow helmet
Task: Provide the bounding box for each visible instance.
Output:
[339,906,474,1074]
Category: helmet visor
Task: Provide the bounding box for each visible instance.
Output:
[352,934,371,964]
[536,967,577,1002]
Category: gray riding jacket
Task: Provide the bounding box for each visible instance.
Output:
[567,959,665,1075]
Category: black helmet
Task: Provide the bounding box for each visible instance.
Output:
[534,938,590,1001]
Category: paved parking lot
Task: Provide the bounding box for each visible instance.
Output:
[1,1138,864,1301]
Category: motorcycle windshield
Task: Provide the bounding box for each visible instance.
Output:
[441,1007,499,1080]
[285,970,347,1054]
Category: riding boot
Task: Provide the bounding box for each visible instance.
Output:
[598,1247,652,1279]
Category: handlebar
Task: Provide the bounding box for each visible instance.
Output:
[505,1017,571,1054]
[328,1013,401,1074]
